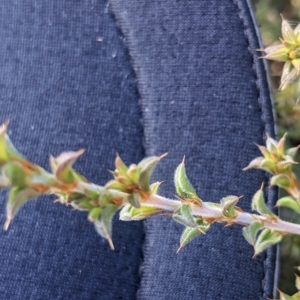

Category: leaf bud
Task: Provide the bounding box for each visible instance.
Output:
[254,229,282,256]
[220,195,241,218]
[276,196,300,215]
[119,204,162,221]
[172,203,197,228]
[2,161,27,186]
[174,157,199,199]
[270,174,291,188]
[243,157,264,171]
[251,184,276,217]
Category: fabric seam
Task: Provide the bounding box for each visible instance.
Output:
[232,0,277,299]
[107,1,147,297]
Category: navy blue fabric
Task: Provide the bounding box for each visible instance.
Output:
[110,0,276,299]
[0,0,277,299]
[0,1,144,299]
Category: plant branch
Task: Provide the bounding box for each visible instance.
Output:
[144,194,300,236]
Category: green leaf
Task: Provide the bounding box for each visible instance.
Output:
[276,196,300,215]
[279,291,300,300]
[220,195,240,218]
[256,144,271,159]
[295,274,300,291]
[279,290,300,300]
[243,156,264,171]
[2,161,27,186]
[5,187,41,230]
[242,221,262,246]
[150,181,162,194]
[119,204,162,221]
[71,199,94,211]
[282,19,297,44]
[52,149,85,184]
[286,146,300,159]
[270,174,291,188]
[127,164,139,183]
[172,203,197,228]
[94,205,119,250]
[277,133,287,156]
[266,135,278,152]
[174,157,198,199]
[138,154,166,192]
[195,217,210,232]
[259,159,276,173]
[128,191,141,208]
[254,229,282,256]
[114,154,128,173]
[0,122,26,164]
[105,180,126,191]
[88,207,102,222]
[251,184,276,217]
[177,227,202,253]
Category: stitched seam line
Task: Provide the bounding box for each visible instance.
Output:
[107,1,147,297]
[231,0,276,299]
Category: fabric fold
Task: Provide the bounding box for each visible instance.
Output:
[110,0,277,299]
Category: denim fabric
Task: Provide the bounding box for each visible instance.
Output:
[0,1,144,299]
[0,0,276,299]
[110,0,276,299]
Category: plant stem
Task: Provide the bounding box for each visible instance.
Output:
[144,194,300,235]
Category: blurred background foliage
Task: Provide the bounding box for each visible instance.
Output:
[252,0,300,295]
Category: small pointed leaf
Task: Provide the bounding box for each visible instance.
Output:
[282,19,297,44]
[177,227,202,253]
[119,204,162,221]
[5,187,41,230]
[279,290,299,300]
[2,161,27,186]
[254,229,282,256]
[54,149,85,184]
[0,122,26,164]
[266,135,278,152]
[251,185,276,217]
[242,221,262,246]
[195,217,210,232]
[115,154,128,173]
[281,61,292,83]
[277,133,287,156]
[174,158,198,199]
[94,204,118,250]
[88,207,102,222]
[220,195,240,218]
[280,68,298,90]
[259,159,276,173]
[128,191,141,208]
[105,180,126,191]
[295,274,300,291]
[172,203,197,228]
[264,47,289,61]
[286,146,300,159]
[270,174,291,188]
[127,164,139,183]
[243,157,264,171]
[264,44,285,54]
[71,199,94,211]
[256,144,271,159]
[138,154,166,192]
[276,196,300,215]
[150,182,162,195]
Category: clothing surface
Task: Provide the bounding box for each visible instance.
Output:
[0,0,276,299]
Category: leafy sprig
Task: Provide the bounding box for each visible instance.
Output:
[1,121,300,260]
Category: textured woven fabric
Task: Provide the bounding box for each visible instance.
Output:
[0,1,144,299]
[0,0,276,299]
[110,0,276,299]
